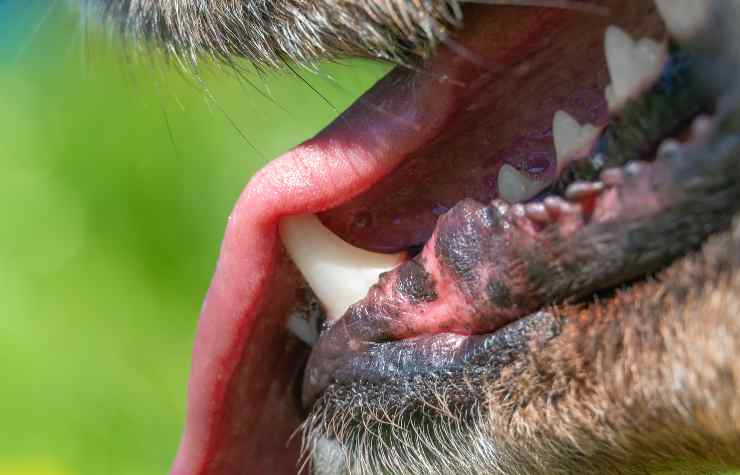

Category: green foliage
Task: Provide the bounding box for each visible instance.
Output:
[0,5,387,475]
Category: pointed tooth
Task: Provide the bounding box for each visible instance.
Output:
[655,0,711,40]
[635,37,666,77]
[605,85,620,111]
[498,164,549,204]
[279,214,405,321]
[605,26,637,103]
[604,26,666,109]
[553,110,599,170]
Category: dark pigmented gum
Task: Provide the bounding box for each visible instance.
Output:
[395,260,438,304]
[433,199,494,284]
[486,281,513,308]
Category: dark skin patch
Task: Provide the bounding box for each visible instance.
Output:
[434,199,489,283]
[433,199,508,290]
[486,280,513,308]
[394,260,438,304]
[522,254,550,295]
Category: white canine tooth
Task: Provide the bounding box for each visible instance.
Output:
[655,0,711,40]
[279,214,404,321]
[553,110,599,170]
[498,164,549,204]
[604,26,666,110]
[604,85,620,111]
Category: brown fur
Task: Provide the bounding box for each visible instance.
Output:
[486,222,740,473]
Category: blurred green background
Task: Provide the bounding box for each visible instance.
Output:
[0,2,388,474]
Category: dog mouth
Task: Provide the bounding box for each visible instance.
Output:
[171,2,740,475]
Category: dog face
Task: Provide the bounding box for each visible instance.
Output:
[87,1,740,473]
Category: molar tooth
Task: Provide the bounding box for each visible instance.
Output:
[655,0,711,40]
[604,26,666,110]
[553,110,599,171]
[279,214,404,321]
[498,164,549,204]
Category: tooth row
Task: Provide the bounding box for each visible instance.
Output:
[604,25,667,111]
[279,214,404,323]
[655,0,712,41]
[498,111,601,204]
[489,20,673,205]
[543,22,670,194]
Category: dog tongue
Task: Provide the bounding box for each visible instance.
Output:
[169,8,563,475]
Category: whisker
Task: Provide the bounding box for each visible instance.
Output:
[154,78,183,163]
[223,59,293,115]
[196,76,265,159]
[283,60,338,113]
[294,62,425,133]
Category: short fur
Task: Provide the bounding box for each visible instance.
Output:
[83,0,461,67]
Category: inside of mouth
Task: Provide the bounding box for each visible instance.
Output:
[295,3,720,404]
[284,2,721,349]
[319,3,667,254]
[294,0,740,466]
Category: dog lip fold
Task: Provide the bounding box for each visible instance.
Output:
[170,7,568,475]
[168,61,460,475]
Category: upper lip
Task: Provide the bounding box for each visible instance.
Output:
[169,39,460,475]
[168,2,740,475]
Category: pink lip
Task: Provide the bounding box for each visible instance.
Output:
[169,6,586,474]
[169,50,463,475]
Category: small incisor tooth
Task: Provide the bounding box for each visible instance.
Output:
[604,25,666,110]
[553,110,599,170]
[279,214,405,321]
[498,164,549,204]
